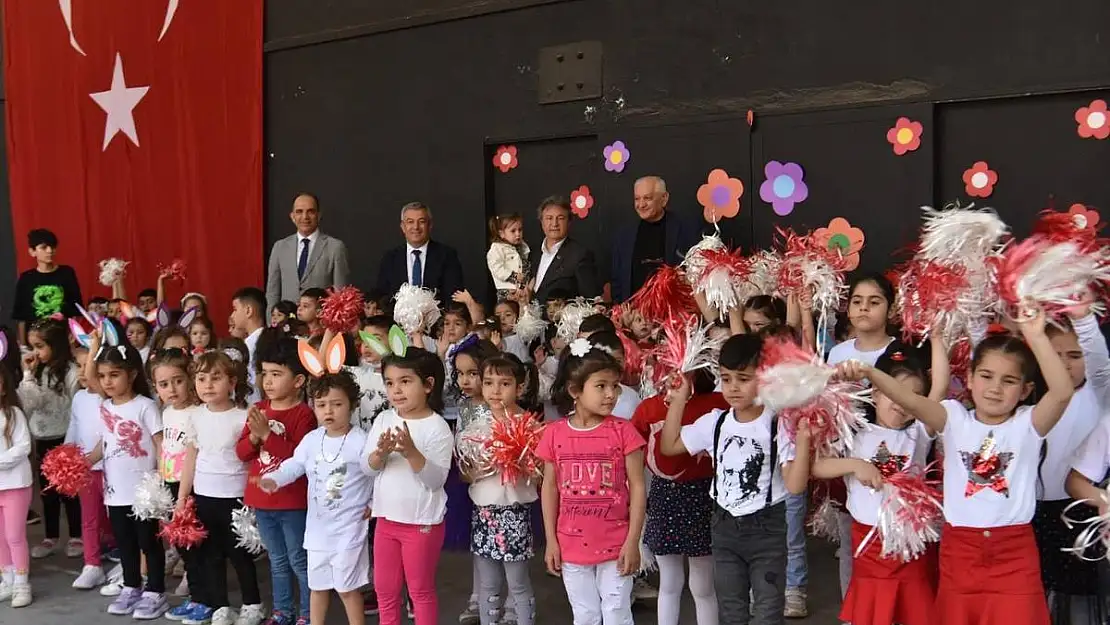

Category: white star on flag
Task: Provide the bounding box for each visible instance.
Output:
[89,53,150,151]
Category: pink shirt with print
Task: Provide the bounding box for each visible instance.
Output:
[536,416,646,565]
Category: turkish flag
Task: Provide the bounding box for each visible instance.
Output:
[3,0,262,324]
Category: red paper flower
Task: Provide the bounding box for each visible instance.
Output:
[886,117,923,155]
[1069,203,1101,232]
[962,161,997,198]
[697,168,744,222]
[1076,100,1109,140]
[492,145,518,173]
[570,185,594,218]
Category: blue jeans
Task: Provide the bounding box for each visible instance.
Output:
[255,509,310,617]
[784,491,808,589]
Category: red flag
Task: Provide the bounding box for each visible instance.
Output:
[3,0,262,321]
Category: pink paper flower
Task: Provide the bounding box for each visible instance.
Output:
[570,185,594,218]
[492,145,518,173]
[886,117,923,155]
[1076,100,1109,140]
[962,161,997,198]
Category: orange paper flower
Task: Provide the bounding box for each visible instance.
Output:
[1076,100,1109,140]
[492,145,518,173]
[1069,203,1101,232]
[962,161,997,198]
[697,169,744,222]
[813,217,865,270]
[886,117,923,155]
[570,185,594,218]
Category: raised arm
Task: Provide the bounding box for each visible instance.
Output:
[1021,311,1075,436]
[928,335,952,402]
[658,378,691,457]
[842,360,948,433]
[1072,311,1110,410]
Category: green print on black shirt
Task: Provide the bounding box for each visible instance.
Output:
[32,284,64,318]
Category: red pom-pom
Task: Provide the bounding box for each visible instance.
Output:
[486,412,545,484]
[159,496,208,549]
[1032,210,1100,252]
[627,265,697,325]
[895,259,970,342]
[320,286,365,334]
[158,259,188,282]
[993,236,1110,319]
[41,443,91,497]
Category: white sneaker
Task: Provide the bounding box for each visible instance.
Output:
[173,574,190,597]
[235,604,266,625]
[11,582,32,608]
[211,607,238,625]
[0,579,12,602]
[31,538,57,559]
[73,564,106,589]
[100,565,126,597]
[66,538,85,558]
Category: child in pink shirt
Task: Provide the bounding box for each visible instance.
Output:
[537,337,646,625]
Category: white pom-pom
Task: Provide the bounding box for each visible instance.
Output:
[556,298,594,343]
[455,404,496,480]
[745,250,782,297]
[131,472,174,521]
[231,505,265,555]
[393,284,441,335]
[808,497,842,544]
[918,204,1008,264]
[513,302,548,345]
[680,234,726,285]
[98,258,129,287]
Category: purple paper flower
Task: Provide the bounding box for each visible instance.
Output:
[759,161,809,216]
[603,141,630,173]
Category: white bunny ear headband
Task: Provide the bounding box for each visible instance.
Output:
[298,335,347,377]
[95,318,128,359]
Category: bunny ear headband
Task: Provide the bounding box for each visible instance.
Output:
[358,325,409,358]
[298,334,347,378]
[95,318,127,359]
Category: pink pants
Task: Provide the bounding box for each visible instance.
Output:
[79,471,113,566]
[0,487,33,571]
[373,519,445,625]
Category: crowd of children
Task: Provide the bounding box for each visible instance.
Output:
[0,204,1109,625]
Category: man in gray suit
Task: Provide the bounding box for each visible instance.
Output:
[266,192,350,311]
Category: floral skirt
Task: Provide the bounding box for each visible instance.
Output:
[470,504,534,562]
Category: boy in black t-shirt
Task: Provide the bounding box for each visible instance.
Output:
[12,229,83,344]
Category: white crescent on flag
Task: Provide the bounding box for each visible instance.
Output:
[59,0,180,53]
[646,420,686,480]
[158,0,180,41]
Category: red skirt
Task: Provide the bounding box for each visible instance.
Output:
[839,520,937,625]
[936,523,1049,625]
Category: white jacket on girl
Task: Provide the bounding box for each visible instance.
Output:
[486,241,529,291]
[18,363,80,440]
[0,407,33,490]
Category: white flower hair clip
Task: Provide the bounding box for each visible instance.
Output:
[223,348,244,362]
[569,338,592,358]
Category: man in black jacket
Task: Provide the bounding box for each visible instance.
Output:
[376,202,465,299]
[529,196,599,303]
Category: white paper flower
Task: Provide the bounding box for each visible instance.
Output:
[267,420,286,435]
[569,338,592,357]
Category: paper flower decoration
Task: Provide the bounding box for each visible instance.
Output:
[570,185,594,218]
[492,145,518,173]
[1069,203,1101,232]
[962,161,997,198]
[1076,100,1109,140]
[603,141,630,173]
[569,338,591,357]
[886,117,923,155]
[697,169,744,222]
[813,217,865,271]
[758,161,808,216]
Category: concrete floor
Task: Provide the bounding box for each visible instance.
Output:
[2,524,845,624]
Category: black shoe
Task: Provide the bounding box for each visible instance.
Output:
[26,510,41,526]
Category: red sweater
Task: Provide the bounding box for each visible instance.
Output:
[235,400,316,510]
[631,393,729,482]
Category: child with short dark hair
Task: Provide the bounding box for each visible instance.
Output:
[297,289,328,336]
[137,289,158,314]
[12,229,83,344]
[88,297,110,319]
[270,301,297,327]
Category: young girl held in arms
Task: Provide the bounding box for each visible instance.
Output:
[364,345,454,625]
[814,340,948,625]
[537,337,647,625]
[0,341,33,608]
[84,329,167,618]
[839,306,1073,625]
[486,214,529,301]
[260,336,373,625]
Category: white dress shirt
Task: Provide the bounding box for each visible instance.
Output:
[406,242,429,285]
[297,230,320,267]
[535,237,566,287]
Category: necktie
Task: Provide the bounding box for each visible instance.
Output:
[412,250,423,287]
[297,238,309,279]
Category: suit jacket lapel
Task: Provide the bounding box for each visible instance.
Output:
[540,243,567,290]
[304,233,326,280]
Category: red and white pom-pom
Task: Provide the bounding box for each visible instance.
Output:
[756,338,835,412]
[41,443,91,497]
[808,496,842,544]
[486,412,545,484]
[695,248,749,320]
[655,317,726,387]
[680,233,727,285]
[556,298,595,343]
[994,237,1110,320]
[132,472,174,521]
[781,382,870,457]
[457,404,496,480]
[775,230,847,315]
[98,258,129,287]
[1060,490,1110,562]
[320,286,365,334]
[393,284,441,334]
[159,496,208,549]
[628,265,697,325]
[1032,210,1100,252]
[895,259,970,342]
[856,464,943,562]
[918,204,1009,264]
[231,505,265,555]
[158,258,188,282]
[615,329,643,383]
[513,302,548,345]
[745,250,782,298]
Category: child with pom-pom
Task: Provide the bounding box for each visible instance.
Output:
[0,341,34,607]
[838,304,1072,625]
[234,328,317,625]
[658,334,811,625]
[259,336,372,625]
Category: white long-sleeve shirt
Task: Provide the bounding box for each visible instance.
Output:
[0,407,33,490]
[363,409,453,526]
[18,363,80,440]
[65,389,105,471]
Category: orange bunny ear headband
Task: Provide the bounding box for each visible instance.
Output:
[298,335,346,378]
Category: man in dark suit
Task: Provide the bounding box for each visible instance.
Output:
[529,196,599,303]
[611,175,701,302]
[376,201,465,298]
